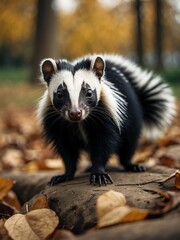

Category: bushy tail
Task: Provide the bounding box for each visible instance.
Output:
[133,72,176,139]
[104,55,176,139]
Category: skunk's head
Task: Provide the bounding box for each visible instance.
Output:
[40,56,105,122]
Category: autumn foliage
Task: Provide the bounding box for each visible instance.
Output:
[0,0,179,61]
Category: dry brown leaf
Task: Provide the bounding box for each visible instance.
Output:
[149,191,180,216]
[155,146,180,168]
[98,205,148,228]
[4,191,21,211]
[143,157,158,168]
[133,145,155,163]
[0,178,15,200]
[158,137,179,147]
[1,149,24,169]
[51,229,76,240]
[31,194,49,210]
[97,190,148,228]
[23,161,39,172]
[97,190,126,220]
[0,219,11,240]
[121,207,149,222]
[158,156,175,167]
[37,159,64,170]
[5,208,59,240]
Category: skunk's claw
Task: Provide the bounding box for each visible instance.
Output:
[125,164,145,172]
[49,174,74,186]
[90,173,113,186]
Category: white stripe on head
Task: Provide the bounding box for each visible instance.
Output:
[74,69,101,104]
[48,69,101,109]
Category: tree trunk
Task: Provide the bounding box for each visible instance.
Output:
[154,0,163,70]
[30,0,59,84]
[134,0,144,66]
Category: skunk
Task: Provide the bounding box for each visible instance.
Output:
[38,54,175,186]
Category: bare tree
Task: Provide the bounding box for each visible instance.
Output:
[134,0,144,66]
[154,0,163,70]
[30,0,59,83]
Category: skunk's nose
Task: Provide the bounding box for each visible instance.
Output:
[68,110,82,121]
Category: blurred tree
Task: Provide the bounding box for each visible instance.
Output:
[0,0,179,70]
[58,0,135,59]
[154,0,163,70]
[31,0,58,83]
[134,0,144,66]
[0,0,35,67]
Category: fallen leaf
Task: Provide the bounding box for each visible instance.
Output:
[4,191,21,211]
[37,159,64,170]
[2,149,24,169]
[158,156,175,167]
[121,207,149,222]
[97,190,126,220]
[0,178,15,200]
[51,229,76,240]
[133,145,156,163]
[144,157,158,168]
[23,161,39,172]
[97,190,148,228]
[0,219,11,240]
[158,137,179,147]
[155,146,180,168]
[5,208,59,240]
[98,205,148,228]
[31,194,49,210]
[149,191,180,216]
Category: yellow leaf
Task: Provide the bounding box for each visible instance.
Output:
[97,190,149,228]
[0,178,15,200]
[97,190,126,220]
[4,190,21,211]
[121,207,149,223]
[4,209,59,240]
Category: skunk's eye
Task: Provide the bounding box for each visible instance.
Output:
[86,89,93,98]
[57,90,63,99]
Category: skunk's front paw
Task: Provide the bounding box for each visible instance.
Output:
[49,174,74,186]
[90,173,113,186]
[125,163,145,172]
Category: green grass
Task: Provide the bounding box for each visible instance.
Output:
[0,68,43,109]
[160,68,180,84]
[0,67,180,97]
[0,67,30,83]
[159,68,180,97]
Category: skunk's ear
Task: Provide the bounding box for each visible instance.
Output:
[92,56,105,80]
[40,58,57,84]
